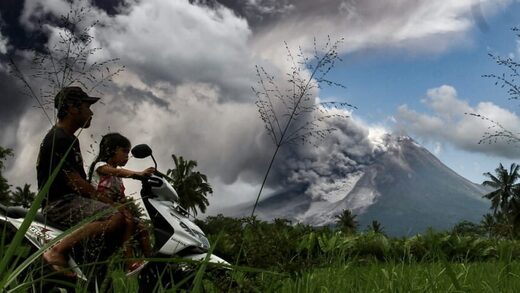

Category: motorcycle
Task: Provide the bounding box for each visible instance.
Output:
[0,143,228,291]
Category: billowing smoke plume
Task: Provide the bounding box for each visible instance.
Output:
[0,0,510,211]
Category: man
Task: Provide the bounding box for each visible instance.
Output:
[37,86,130,277]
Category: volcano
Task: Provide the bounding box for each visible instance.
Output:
[228,135,491,236]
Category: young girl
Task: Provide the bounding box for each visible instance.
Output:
[88,132,154,272]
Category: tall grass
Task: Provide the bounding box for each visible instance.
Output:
[5,209,520,291]
[0,137,77,289]
[270,261,520,293]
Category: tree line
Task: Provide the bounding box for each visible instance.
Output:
[0,146,36,208]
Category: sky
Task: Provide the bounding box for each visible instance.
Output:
[0,0,520,214]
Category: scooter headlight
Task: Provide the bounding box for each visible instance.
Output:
[198,235,210,250]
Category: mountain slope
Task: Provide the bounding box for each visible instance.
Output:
[355,137,489,235]
[228,136,491,236]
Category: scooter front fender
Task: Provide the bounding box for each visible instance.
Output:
[181,253,230,267]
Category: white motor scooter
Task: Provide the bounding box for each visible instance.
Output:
[0,143,228,290]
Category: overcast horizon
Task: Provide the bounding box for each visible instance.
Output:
[1,0,520,214]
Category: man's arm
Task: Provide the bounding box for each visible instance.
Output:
[64,170,115,204]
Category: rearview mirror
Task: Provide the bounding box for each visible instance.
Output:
[131,144,152,159]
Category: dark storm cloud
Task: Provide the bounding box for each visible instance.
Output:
[200,0,432,30]
[207,0,500,32]
[0,0,126,53]
[91,0,128,16]
[0,0,48,52]
[195,0,294,28]
[119,86,169,109]
[200,0,506,59]
[0,68,31,128]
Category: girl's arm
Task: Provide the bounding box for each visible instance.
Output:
[97,164,155,179]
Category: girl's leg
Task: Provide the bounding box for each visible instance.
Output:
[136,222,153,257]
[121,208,136,267]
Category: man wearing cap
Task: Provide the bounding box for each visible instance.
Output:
[37,86,129,276]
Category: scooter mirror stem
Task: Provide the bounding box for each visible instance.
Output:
[151,154,158,170]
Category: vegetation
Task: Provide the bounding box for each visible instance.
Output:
[198,215,520,269]
[0,147,13,205]
[0,147,36,207]
[368,220,384,234]
[9,184,36,208]
[335,209,358,234]
[193,215,520,292]
[481,163,520,238]
[262,261,520,292]
[4,208,520,291]
[166,154,213,216]
[483,163,520,215]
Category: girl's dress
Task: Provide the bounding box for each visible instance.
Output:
[90,161,126,202]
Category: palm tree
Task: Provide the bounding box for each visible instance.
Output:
[0,146,13,206]
[508,190,520,237]
[482,163,520,216]
[480,213,495,238]
[369,220,384,234]
[335,209,357,234]
[166,154,213,216]
[10,184,35,208]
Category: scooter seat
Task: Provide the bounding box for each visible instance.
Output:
[0,204,65,230]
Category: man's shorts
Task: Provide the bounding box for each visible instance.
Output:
[43,194,115,229]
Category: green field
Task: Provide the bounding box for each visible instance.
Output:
[259,261,520,293]
[6,259,520,292]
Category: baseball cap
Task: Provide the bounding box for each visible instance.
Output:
[54,86,100,109]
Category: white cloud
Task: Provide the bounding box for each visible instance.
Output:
[94,0,255,101]
[433,142,443,156]
[0,15,8,55]
[0,34,7,54]
[396,85,520,159]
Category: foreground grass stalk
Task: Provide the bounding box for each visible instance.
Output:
[250,49,327,217]
[0,139,76,288]
[2,205,118,289]
[191,235,221,292]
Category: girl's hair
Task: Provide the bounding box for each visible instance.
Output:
[88,132,131,182]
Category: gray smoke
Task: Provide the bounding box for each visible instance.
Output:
[0,0,512,210]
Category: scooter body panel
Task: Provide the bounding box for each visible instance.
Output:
[2,216,61,249]
[147,199,210,255]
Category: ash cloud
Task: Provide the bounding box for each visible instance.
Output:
[0,0,515,210]
[206,0,508,57]
[0,70,32,130]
